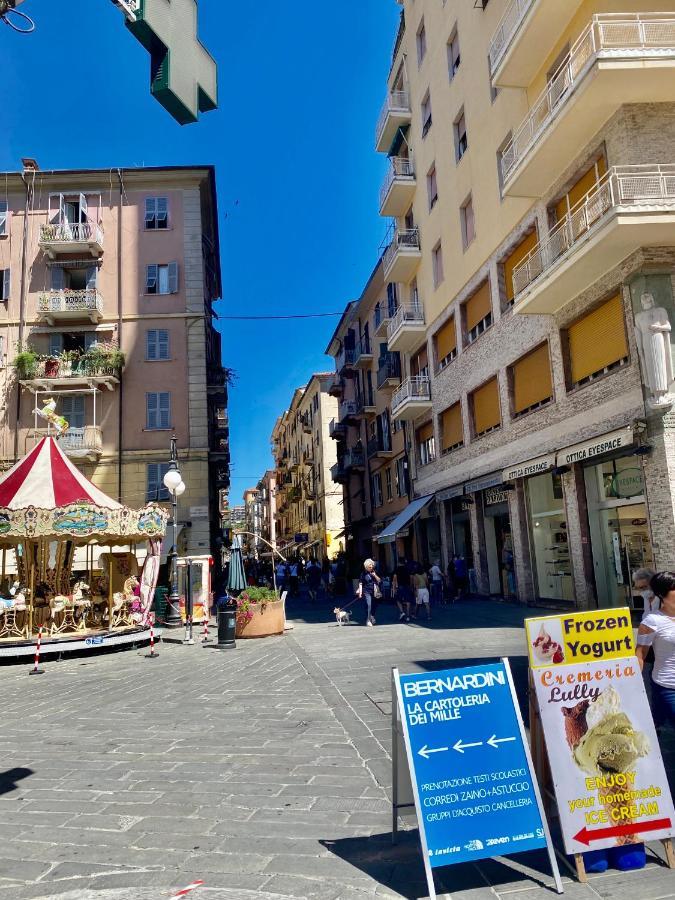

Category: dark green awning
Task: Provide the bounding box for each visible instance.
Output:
[387,125,409,158]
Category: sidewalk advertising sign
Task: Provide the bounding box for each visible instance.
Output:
[526,609,675,854]
[393,661,562,899]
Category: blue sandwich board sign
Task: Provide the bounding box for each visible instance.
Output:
[393,660,562,899]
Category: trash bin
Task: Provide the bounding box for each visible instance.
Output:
[214,594,236,650]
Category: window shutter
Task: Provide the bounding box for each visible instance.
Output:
[464,281,491,331]
[51,266,65,291]
[512,343,553,414]
[435,317,456,363]
[555,158,607,222]
[146,264,158,293]
[441,403,463,451]
[147,330,157,360]
[503,229,538,302]
[472,377,501,435]
[158,330,169,358]
[61,395,85,429]
[168,262,178,294]
[159,392,170,427]
[0,201,7,236]
[417,422,434,443]
[147,393,158,429]
[86,266,97,290]
[1,269,9,301]
[79,193,88,223]
[157,197,168,227]
[568,294,628,385]
[49,333,63,357]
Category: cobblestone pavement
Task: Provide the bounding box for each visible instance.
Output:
[0,595,673,900]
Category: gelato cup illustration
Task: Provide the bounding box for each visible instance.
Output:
[532,623,564,664]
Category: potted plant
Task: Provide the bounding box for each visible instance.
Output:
[234,587,285,639]
[13,348,38,380]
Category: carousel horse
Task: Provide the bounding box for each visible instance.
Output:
[50,592,77,635]
[110,576,138,628]
[72,580,91,631]
[0,581,29,639]
[34,398,69,436]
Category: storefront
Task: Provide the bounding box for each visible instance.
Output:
[465,473,514,598]
[416,500,441,564]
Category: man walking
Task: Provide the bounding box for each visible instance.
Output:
[393,557,413,622]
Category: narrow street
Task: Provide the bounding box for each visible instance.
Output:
[0,597,672,900]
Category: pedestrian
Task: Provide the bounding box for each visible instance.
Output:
[289,559,299,597]
[275,559,288,592]
[356,558,381,627]
[632,568,659,620]
[428,560,444,605]
[414,565,431,620]
[453,554,467,600]
[393,557,413,622]
[306,558,322,601]
[636,571,675,730]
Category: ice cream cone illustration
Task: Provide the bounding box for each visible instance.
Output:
[532,622,564,664]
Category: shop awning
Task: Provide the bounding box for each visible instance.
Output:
[378,496,432,544]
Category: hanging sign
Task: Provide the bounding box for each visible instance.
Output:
[526,610,675,854]
[393,662,562,899]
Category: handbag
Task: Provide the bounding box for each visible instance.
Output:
[373,580,382,600]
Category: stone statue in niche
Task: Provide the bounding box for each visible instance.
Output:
[634,292,675,409]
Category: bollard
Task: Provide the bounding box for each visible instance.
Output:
[145,621,159,658]
[202,616,210,643]
[213,593,236,650]
[183,559,195,645]
[170,881,204,899]
[29,627,45,675]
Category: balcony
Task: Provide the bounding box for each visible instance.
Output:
[377,351,402,391]
[356,395,376,417]
[329,418,346,440]
[337,346,356,375]
[343,449,366,472]
[18,358,122,393]
[300,412,312,434]
[39,220,104,259]
[374,304,394,338]
[391,376,432,422]
[327,375,344,397]
[379,157,416,217]
[367,435,394,459]
[330,461,348,485]
[339,399,360,424]
[383,227,421,283]
[354,336,374,369]
[512,166,675,315]
[375,90,411,153]
[29,426,103,462]
[387,301,426,353]
[501,14,675,197]
[488,0,583,87]
[37,290,103,325]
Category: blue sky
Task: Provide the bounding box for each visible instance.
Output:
[0,0,398,496]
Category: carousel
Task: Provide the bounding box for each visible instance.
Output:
[0,436,168,658]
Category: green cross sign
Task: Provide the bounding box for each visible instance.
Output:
[126,0,217,125]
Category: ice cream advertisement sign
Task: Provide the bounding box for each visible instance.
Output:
[526,609,634,670]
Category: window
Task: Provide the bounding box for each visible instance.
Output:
[432,242,444,288]
[147,329,170,360]
[60,395,85,429]
[553,158,607,224]
[146,463,171,502]
[434,317,457,370]
[0,269,9,301]
[501,228,538,308]
[385,467,393,502]
[396,456,408,497]
[417,422,436,466]
[496,131,512,197]
[51,265,96,292]
[416,19,427,65]
[421,92,432,138]
[145,197,169,230]
[448,30,460,79]
[454,109,468,162]
[372,472,383,508]
[471,377,501,437]
[0,201,7,236]
[441,402,463,453]
[511,343,553,417]
[146,262,179,295]
[146,392,171,429]
[566,294,628,388]
[460,195,475,249]
[427,165,438,210]
[411,345,429,379]
[463,281,492,344]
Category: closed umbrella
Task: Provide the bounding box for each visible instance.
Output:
[227,534,247,594]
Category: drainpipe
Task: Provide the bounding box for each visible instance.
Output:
[15,170,32,462]
[116,170,124,502]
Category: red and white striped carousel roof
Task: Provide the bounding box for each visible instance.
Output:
[0,437,122,511]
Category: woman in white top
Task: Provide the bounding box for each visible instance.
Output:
[631,567,659,621]
[636,571,675,730]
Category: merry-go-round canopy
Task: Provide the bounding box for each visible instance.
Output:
[0,437,167,543]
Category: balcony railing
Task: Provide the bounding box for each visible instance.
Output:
[387,300,424,340]
[390,10,406,71]
[379,156,415,209]
[339,399,359,421]
[344,449,366,470]
[329,418,346,439]
[488,0,534,74]
[38,290,103,318]
[383,227,420,272]
[377,352,402,389]
[19,357,123,382]
[375,304,394,333]
[392,376,431,416]
[501,14,675,186]
[512,165,675,298]
[355,335,373,360]
[39,220,104,247]
[367,435,393,458]
[337,346,356,372]
[375,90,410,147]
[60,426,103,457]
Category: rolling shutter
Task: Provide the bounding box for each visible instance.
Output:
[568,294,628,385]
[512,343,552,414]
[417,422,434,443]
[472,377,501,435]
[555,157,607,222]
[464,281,491,332]
[441,403,463,451]
[503,229,538,302]
[435,317,456,363]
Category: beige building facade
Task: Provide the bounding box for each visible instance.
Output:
[371,0,675,609]
[0,161,229,568]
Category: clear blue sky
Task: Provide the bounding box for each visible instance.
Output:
[0,0,398,498]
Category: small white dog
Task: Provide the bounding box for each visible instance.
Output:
[334,607,351,626]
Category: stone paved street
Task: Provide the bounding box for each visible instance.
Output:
[0,597,673,900]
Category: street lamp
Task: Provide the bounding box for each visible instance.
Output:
[163,434,185,628]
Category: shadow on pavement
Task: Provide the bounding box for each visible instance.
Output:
[0,767,32,796]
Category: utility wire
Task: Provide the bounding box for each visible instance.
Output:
[220,312,341,320]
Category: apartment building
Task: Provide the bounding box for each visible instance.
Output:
[271,374,344,560]
[372,0,675,609]
[326,258,412,571]
[0,161,229,567]
[257,469,277,551]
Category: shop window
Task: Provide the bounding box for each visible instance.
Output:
[440,402,463,454]
[552,157,607,224]
[510,342,553,418]
[417,422,436,466]
[463,280,492,345]
[565,293,628,389]
[434,316,457,371]
[421,92,432,138]
[500,227,538,309]
[448,29,460,80]
[470,377,501,438]
[527,472,572,602]
[460,194,475,249]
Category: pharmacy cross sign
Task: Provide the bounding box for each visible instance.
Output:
[125,0,217,125]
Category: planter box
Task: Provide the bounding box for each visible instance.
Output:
[235,597,285,639]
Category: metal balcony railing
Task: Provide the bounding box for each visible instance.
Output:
[337,346,356,372]
[339,399,359,421]
[344,449,366,470]
[355,335,372,358]
[512,165,675,298]
[387,300,424,341]
[392,376,431,416]
[379,156,415,209]
[376,90,410,147]
[329,418,346,439]
[39,220,104,246]
[59,426,103,455]
[374,303,395,332]
[367,435,393,457]
[488,0,535,74]
[383,227,420,272]
[38,289,103,317]
[377,352,402,388]
[501,14,675,185]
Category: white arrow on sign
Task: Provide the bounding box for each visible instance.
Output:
[453,738,483,754]
[487,734,516,749]
[418,744,449,759]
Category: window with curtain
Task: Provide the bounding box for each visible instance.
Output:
[471,377,501,437]
[441,403,463,453]
[146,262,178,295]
[463,280,492,344]
[567,293,628,387]
[385,467,393,501]
[502,228,538,306]
[417,422,436,466]
[510,343,553,417]
[434,317,457,370]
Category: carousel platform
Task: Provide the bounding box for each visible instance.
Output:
[0,624,157,659]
